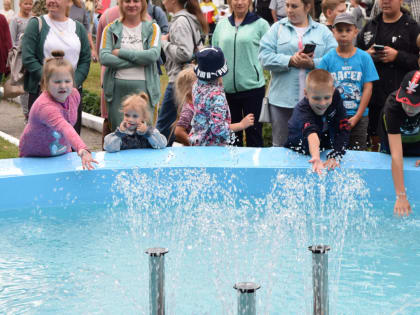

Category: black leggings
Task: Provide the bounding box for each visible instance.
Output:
[225,86,265,147]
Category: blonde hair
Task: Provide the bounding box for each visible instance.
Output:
[41,50,75,92]
[19,0,33,5]
[175,67,196,107]
[305,69,334,91]
[227,0,254,14]
[119,0,148,22]
[121,92,151,123]
[322,0,346,16]
[170,66,197,137]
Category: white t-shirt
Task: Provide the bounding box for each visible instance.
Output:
[293,26,308,102]
[0,9,15,23]
[43,15,81,71]
[115,24,145,80]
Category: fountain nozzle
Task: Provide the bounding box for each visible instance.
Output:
[309,244,330,315]
[145,247,169,315]
[234,282,260,315]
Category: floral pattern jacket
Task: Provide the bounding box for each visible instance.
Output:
[189,79,231,146]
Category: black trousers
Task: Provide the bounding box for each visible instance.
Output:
[225,86,265,147]
[28,86,83,135]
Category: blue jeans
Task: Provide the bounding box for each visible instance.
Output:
[156,83,176,146]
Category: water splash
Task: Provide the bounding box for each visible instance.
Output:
[109,167,378,314]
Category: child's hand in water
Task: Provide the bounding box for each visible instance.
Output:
[78,149,98,170]
[137,121,148,134]
[323,158,339,170]
[309,157,339,175]
[309,157,324,175]
[240,114,255,129]
[394,195,412,216]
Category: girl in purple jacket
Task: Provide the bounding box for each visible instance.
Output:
[19,50,97,170]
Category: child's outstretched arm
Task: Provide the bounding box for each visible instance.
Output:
[230,113,254,132]
[388,133,412,216]
[38,97,97,171]
[78,149,98,170]
[137,123,167,149]
[307,132,324,175]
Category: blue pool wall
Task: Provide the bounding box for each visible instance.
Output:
[0,147,419,210]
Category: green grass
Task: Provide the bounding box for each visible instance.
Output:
[84,62,102,95]
[0,138,19,159]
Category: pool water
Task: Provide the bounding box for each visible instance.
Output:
[1,167,419,314]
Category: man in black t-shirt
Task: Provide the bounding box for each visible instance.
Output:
[379,70,420,217]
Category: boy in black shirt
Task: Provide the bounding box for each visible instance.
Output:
[379,70,420,217]
[285,69,350,174]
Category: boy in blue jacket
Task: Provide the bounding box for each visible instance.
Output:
[285,69,350,174]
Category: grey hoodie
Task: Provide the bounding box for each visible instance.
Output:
[161,10,203,83]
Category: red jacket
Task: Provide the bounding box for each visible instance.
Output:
[0,14,12,74]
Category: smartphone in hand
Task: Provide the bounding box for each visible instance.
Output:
[302,43,316,54]
[373,44,385,51]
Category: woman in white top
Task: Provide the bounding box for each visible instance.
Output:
[100,0,161,132]
[22,0,91,134]
[69,0,99,62]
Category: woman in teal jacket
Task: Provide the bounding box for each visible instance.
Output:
[212,0,269,147]
[22,0,91,134]
[100,0,161,132]
[259,0,337,147]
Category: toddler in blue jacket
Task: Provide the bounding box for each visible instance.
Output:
[104,93,167,152]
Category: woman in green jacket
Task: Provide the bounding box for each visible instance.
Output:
[22,0,91,134]
[100,0,161,132]
[212,0,269,147]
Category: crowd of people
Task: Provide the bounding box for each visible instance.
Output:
[0,0,419,216]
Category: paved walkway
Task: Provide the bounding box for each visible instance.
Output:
[0,99,103,151]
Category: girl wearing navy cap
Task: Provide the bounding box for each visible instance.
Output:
[189,47,254,146]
